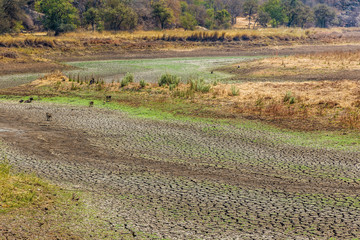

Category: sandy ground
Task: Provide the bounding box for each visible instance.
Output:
[1,101,360,239]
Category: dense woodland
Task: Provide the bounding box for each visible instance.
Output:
[0,0,360,34]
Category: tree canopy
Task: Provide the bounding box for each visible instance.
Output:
[1,0,360,34]
[36,0,79,35]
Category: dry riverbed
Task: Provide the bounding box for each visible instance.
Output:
[1,100,360,239]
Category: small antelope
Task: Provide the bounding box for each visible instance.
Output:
[46,113,52,121]
[89,101,94,107]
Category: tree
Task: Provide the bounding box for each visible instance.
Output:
[224,0,242,24]
[102,2,138,31]
[205,8,215,29]
[84,7,100,31]
[36,0,79,35]
[262,0,286,27]
[151,0,175,29]
[180,12,197,30]
[243,0,258,28]
[0,0,11,33]
[214,9,231,28]
[281,0,313,27]
[188,4,207,27]
[256,7,271,27]
[294,4,313,28]
[314,4,336,28]
[0,0,26,33]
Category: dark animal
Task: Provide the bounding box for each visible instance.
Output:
[89,101,94,107]
[106,95,112,102]
[19,99,24,103]
[29,97,34,101]
[24,99,31,103]
[46,113,52,121]
[211,71,214,74]
[237,65,240,69]
[89,78,95,85]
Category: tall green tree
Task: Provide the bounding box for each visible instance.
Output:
[102,0,138,31]
[243,0,258,28]
[180,12,197,30]
[281,0,313,27]
[36,0,79,35]
[262,0,286,27]
[294,4,313,28]
[314,4,335,28]
[151,0,175,29]
[256,7,271,27]
[214,9,231,29]
[84,7,101,31]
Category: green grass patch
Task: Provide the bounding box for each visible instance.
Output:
[0,159,52,212]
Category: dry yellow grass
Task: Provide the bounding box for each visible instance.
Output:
[239,49,360,78]
[211,80,360,108]
[0,28,330,47]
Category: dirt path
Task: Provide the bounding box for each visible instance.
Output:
[1,101,360,239]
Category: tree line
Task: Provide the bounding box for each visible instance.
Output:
[0,0,359,34]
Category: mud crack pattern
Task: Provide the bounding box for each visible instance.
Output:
[1,101,360,239]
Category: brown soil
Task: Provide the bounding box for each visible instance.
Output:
[0,62,67,76]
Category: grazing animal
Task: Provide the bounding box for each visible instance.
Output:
[24,99,31,103]
[19,99,24,103]
[46,113,52,121]
[29,97,34,101]
[211,71,214,74]
[237,65,240,69]
[89,78,95,85]
[106,95,112,102]
[89,101,94,107]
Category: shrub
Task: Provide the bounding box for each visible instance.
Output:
[70,83,78,90]
[283,92,295,104]
[139,79,146,88]
[229,85,239,96]
[120,72,134,87]
[158,74,180,87]
[283,92,292,102]
[189,78,211,93]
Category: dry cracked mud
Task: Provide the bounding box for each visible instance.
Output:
[1,101,360,239]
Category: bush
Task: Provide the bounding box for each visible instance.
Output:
[283,92,295,104]
[189,78,211,93]
[158,74,180,87]
[139,79,146,88]
[120,72,134,87]
[229,85,239,96]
